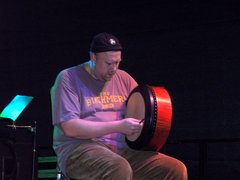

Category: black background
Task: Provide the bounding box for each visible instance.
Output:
[1,0,240,179]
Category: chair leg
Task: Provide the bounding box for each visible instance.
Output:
[56,164,72,180]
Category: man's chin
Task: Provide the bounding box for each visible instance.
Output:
[104,74,114,81]
[98,76,110,82]
[104,77,111,81]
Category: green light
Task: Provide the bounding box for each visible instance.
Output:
[0,95,33,121]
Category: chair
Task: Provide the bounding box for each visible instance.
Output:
[38,155,75,180]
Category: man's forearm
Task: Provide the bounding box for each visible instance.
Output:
[60,118,122,139]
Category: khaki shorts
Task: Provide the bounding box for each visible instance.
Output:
[66,140,187,180]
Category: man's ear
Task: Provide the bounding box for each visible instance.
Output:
[89,52,96,64]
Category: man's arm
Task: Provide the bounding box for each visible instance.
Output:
[60,118,142,139]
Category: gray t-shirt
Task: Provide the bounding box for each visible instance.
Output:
[50,61,138,174]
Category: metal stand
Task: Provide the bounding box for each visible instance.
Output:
[6,121,37,180]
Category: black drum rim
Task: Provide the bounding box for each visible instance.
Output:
[125,84,157,150]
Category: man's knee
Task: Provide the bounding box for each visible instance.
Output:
[155,154,188,179]
[171,160,188,180]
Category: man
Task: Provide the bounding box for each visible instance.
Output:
[51,32,187,179]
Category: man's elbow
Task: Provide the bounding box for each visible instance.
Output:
[60,120,77,137]
[60,120,89,139]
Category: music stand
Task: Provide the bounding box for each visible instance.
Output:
[0,95,36,180]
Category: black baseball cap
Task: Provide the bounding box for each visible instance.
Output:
[90,32,122,53]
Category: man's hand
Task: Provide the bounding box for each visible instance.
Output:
[118,118,143,136]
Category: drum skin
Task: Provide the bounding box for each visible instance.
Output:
[125,85,172,151]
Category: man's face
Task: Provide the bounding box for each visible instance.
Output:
[91,51,122,81]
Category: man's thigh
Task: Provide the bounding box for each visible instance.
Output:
[120,148,187,180]
[66,142,132,180]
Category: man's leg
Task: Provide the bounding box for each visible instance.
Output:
[121,148,188,180]
[66,142,132,180]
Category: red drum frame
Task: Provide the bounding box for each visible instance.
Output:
[125,85,172,151]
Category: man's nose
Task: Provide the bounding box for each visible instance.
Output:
[111,63,118,71]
